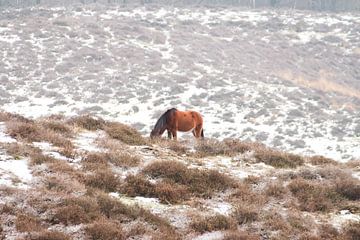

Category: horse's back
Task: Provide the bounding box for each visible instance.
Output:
[175,110,203,132]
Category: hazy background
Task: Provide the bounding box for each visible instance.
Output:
[1,0,360,11]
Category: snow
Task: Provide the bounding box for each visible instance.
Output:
[0,159,32,189]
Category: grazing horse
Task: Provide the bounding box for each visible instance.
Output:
[150,108,204,140]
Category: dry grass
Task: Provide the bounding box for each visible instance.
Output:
[232,204,259,224]
[30,231,71,240]
[15,212,43,232]
[1,142,41,159]
[84,151,140,169]
[309,155,338,166]
[121,175,189,204]
[288,178,342,212]
[52,196,100,225]
[142,160,236,198]
[223,231,260,240]
[105,122,146,145]
[194,139,228,157]
[6,121,43,142]
[343,222,360,240]
[30,152,57,165]
[265,181,288,198]
[85,219,125,240]
[41,119,73,137]
[0,111,32,123]
[68,115,105,130]
[254,149,304,168]
[231,182,266,205]
[84,168,120,192]
[191,214,235,233]
[334,177,360,201]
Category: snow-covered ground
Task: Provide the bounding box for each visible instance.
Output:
[0,6,359,162]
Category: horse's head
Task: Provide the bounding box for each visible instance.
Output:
[150,129,160,139]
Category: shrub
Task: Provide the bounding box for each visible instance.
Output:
[6,121,42,142]
[15,213,43,232]
[309,155,338,165]
[53,196,100,225]
[223,139,260,154]
[335,178,360,201]
[343,222,360,240]
[254,149,304,168]
[42,120,73,137]
[288,179,340,212]
[191,214,235,233]
[265,181,287,198]
[1,142,41,159]
[85,219,125,240]
[194,139,228,157]
[143,160,236,198]
[68,115,105,130]
[223,231,260,240]
[105,122,146,145]
[30,152,56,165]
[122,175,189,204]
[84,168,120,192]
[30,231,70,240]
[232,204,259,224]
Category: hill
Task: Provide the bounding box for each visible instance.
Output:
[0,112,359,239]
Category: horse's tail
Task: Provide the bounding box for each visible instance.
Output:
[201,128,204,138]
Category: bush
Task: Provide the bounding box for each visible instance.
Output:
[6,121,42,142]
[254,149,304,168]
[223,231,260,240]
[194,139,228,157]
[232,204,259,224]
[42,120,73,137]
[30,231,70,240]
[105,122,146,145]
[288,179,341,212]
[343,222,360,240]
[30,152,56,165]
[191,214,235,233]
[68,115,105,130]
[85,219,125,240]
[122,175,189,204]
[15,213,42,232]
[309,155,338,165]
[85,168,120,192]
[335,178,360,201]
[143,160,236,198]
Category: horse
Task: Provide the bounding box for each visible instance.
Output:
[150,108,204,140]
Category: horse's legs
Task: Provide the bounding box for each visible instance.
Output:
[167,130,172,139]
[194,124,203,138]
[172,129,177,140]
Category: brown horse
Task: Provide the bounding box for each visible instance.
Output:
[150,108,204,140]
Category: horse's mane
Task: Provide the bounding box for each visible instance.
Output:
[153,108,177,133]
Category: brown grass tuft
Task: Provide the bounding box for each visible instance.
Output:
[0,111,33,123]
[223,231,260,240]
[232,204,259,224]
[85,219,125,240]
[309,155,338,166]
[68,115,106,130]
[254,149,304,168]
[1,142,41,159]
[343,221,360,240]
[194,139,228,157]
[41,119,73,137]
[15,212,43,232]
[30,152,57,165]
[191,214,235,233]
[30,231,70,240]
[6,121,42,142]
[142,160,236,198]
[84,168,120,192]
[105,122,146,145]
[335,177,360,201]
[122,175,189,204]
[52,196,100,225]
[265,181,287,198]
[288,178,341,212]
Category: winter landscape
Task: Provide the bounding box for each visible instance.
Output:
[0,2,360,240]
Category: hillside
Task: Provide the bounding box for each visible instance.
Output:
[0,5,360,162]
[0,112,359,239]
